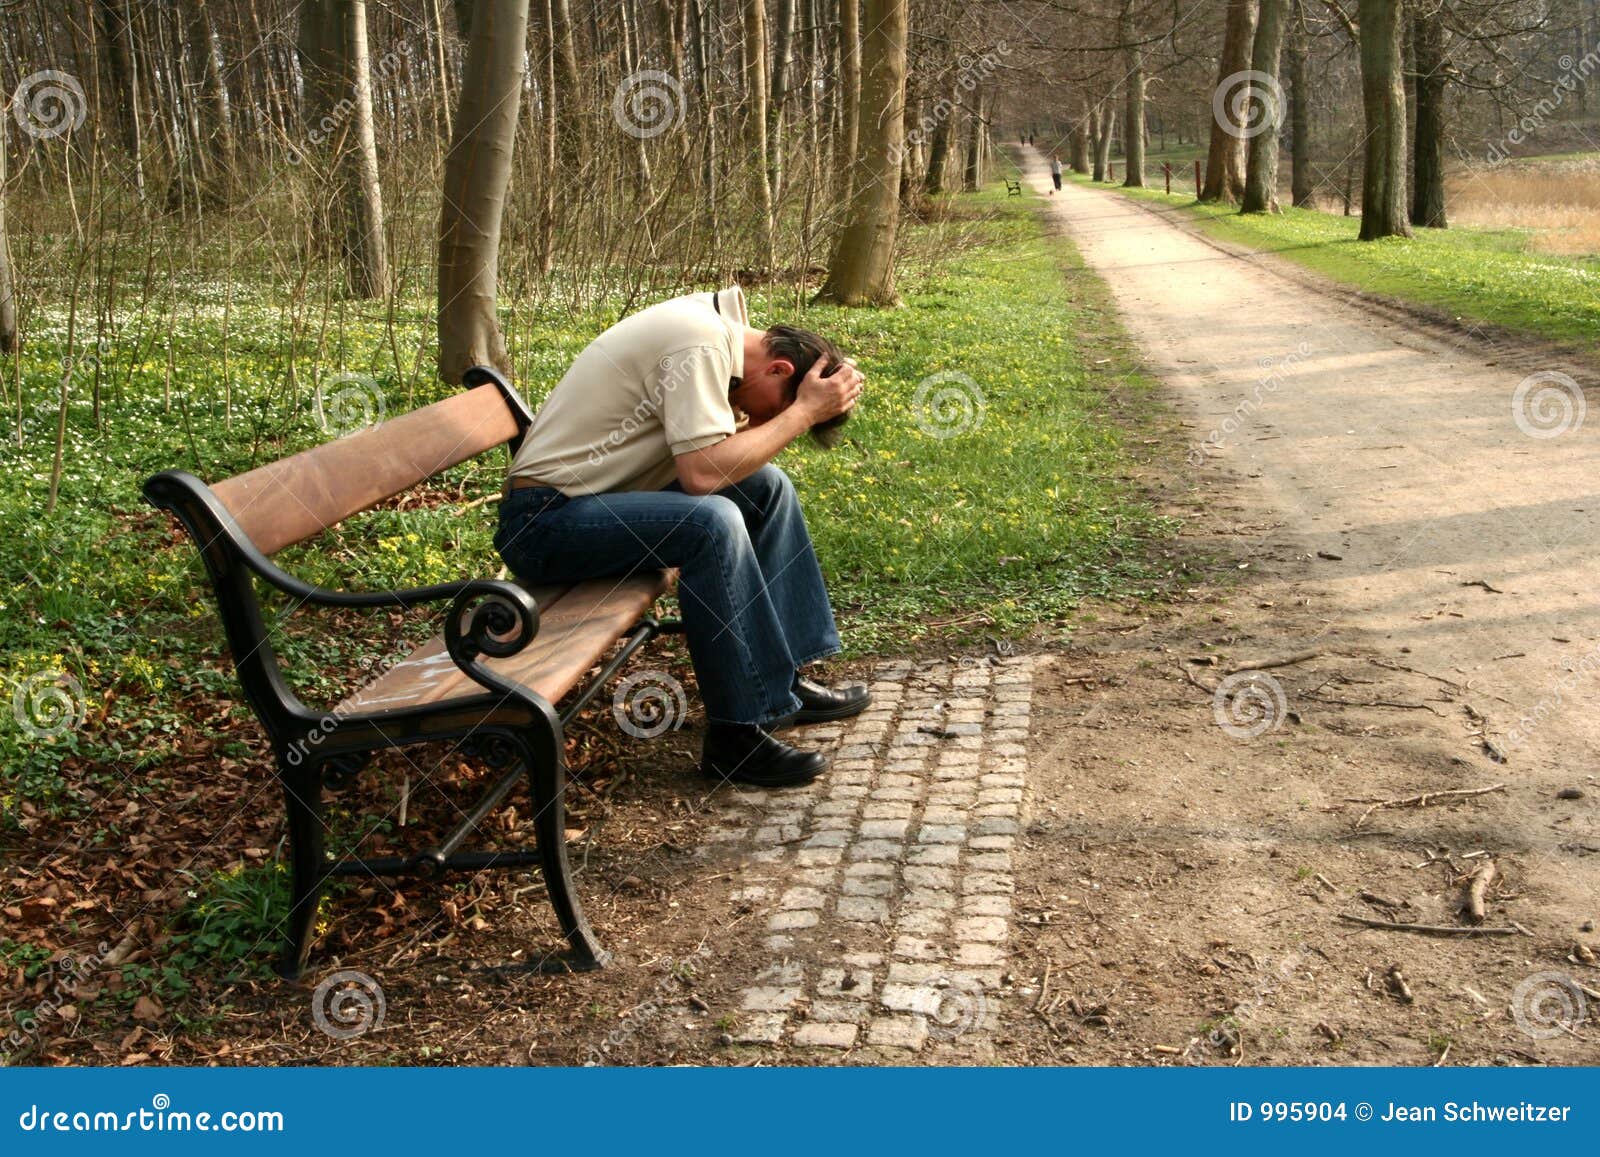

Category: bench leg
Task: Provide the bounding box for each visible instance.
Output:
[276,763,328,982]
[514,716,610,970]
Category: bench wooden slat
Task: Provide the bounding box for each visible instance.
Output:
[338,572,670,716]
[213,383,521,556]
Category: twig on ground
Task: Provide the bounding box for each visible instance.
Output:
[1304,691,1448,716]
[1349,783,1507,828]
[1222,649,1325,676]
[1464,860,1496,925]
[1359,890,1408,910]
[1368,658,1465,692]
[1386,964,1414,1003]
[1338,913,1518,936]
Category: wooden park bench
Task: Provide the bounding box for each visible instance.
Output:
[143,367,678,980]
[1005,179,1023,196]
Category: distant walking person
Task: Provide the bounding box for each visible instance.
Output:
[1050,154,1063,193]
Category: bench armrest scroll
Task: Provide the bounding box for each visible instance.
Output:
[443,580,543,698]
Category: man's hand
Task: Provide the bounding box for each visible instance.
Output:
[794,357,864,424]
[675,357,864,495]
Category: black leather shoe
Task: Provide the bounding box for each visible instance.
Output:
[786,675,871,725]
[701,723,828,788]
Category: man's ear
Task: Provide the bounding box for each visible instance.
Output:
[767,357,796,382]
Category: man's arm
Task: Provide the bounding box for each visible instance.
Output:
[674,359,864,496]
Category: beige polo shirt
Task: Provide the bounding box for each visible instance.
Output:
[507,286,748,495]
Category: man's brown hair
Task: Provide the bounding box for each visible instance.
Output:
[763,325,851,449]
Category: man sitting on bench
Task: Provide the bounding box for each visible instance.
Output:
[495,286,869,788]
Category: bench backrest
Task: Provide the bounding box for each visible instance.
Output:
[212,382,521,555]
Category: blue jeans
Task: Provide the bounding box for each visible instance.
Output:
[494,465,841,726]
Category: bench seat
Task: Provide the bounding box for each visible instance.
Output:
[339,572,671,716]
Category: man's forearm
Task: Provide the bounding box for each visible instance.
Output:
[676,406,814,495]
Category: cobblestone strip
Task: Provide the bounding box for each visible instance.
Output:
[706,656,1039,1052]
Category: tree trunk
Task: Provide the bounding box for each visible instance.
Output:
[689,0,718,221]
[337,0,388,297]
[1357,0,1411,239]
[1094,99,1115,181]
[438,0,527,380]
[297,0,342,253]
[1071,105,1092,173]
[617,0,653,195]
[1409,3,1447,227]
[550,0,584,172]
[1287,0,1313,206]
[963,90,982,191]
[923,65,960,194]
[816,0,907,305]
[837,0,861,202]
[534,0,558,272]
[744,0,774,264]
[769,0,795,199]
[193,0,235,196]
[1241,0,1287,212]
[0,131,17,353]
[1121,2,1145,187]
[1201,0,1258,203]
[98,0,146,199]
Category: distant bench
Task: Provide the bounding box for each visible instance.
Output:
[1005,179,1023,196]
[144,367,678,979]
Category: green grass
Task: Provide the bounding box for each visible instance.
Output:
[1075,173,1600,348]
[0,185,1174,825]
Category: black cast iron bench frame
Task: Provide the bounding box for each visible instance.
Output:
[143,367,678,980]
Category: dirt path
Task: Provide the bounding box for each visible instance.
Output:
[998,148,1598,1063]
